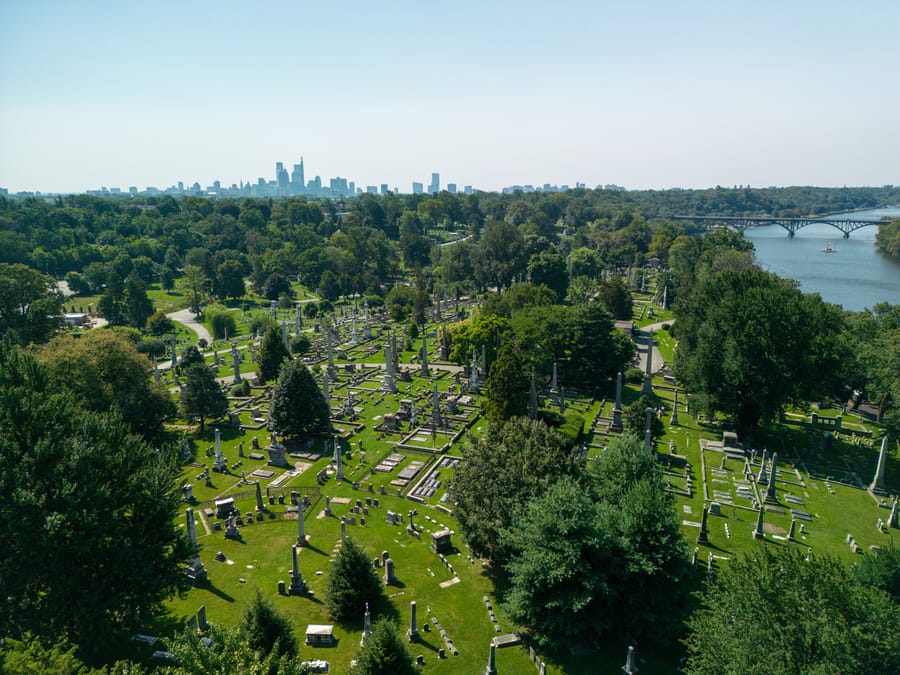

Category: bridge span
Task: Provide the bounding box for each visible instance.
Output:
[673,215,887,238]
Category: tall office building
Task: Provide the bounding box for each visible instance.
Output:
[428,172,440,194]
[291,158,305,192]
[380,184,388,195]
[447,183,457,194]
[412,181,423,195]
[276,162,289,191]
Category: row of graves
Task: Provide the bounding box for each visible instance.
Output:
[164,300,711,671]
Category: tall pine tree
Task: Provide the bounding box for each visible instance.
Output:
[482,344,529,425]
[269,360,331,438]
[257,324,291,383]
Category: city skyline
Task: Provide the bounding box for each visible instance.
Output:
[1,1,899,194]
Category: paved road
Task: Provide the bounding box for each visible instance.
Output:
[167,308,212,344]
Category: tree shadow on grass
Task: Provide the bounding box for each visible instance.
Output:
[200,580,235,603]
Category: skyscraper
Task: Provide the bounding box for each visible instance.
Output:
[291,158,305,193]
[412,181,423,195]
[428,172,440,194]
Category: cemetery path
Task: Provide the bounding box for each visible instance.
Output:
[636,322,669,374]
[167,308,213,344]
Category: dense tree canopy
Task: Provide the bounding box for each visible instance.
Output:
[449,416,583,562]
[674,267,849,438]
[503,476,614,649]
[0,263,61,344]
[684,546,900,675]
[39,329,175,441]
[0,347,190,663]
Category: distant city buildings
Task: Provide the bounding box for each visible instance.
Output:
[0,155,623,199]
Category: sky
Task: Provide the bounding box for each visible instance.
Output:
[1,0,899,194]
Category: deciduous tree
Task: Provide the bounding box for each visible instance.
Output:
[684,547,900,674]
[449,416,583,562]
[0,263,61,345]
[39,330,175,441]
[0,347,190,663]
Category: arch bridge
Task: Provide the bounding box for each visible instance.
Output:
[672,215,886,238]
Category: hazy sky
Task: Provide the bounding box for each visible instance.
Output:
[1,1,898,194]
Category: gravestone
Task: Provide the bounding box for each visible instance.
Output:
[485,642,498,675]
[212,429,227,473]
[611,371,624,431]
[289,545,306,595]
[642,330,654,396]
[297,501,307,547]
[197,605,209,631]
[752,507,765,540]
[407,600,420,642]
[361,602,372,646]
[384,558,396,585]
[696,505,709,544]
[870,436,889,494]
[267,432,289,468]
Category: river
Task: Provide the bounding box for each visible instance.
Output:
[742,207,900,312]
